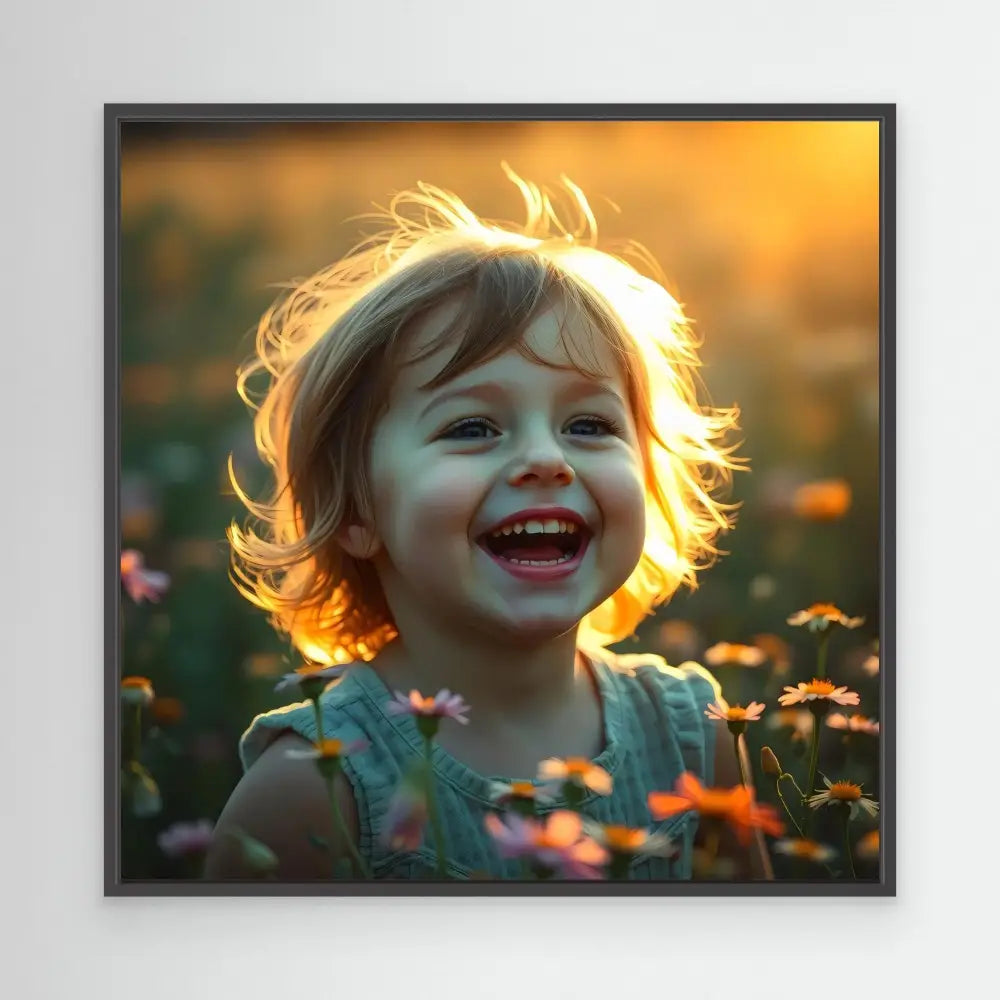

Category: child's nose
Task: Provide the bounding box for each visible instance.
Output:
[506,441,575,487]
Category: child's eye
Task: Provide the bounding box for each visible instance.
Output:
[565,415,623,437]
[439,417,500,440]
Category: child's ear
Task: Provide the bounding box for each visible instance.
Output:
[336,522,382,560]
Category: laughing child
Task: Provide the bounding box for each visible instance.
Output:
[205,167,767,881]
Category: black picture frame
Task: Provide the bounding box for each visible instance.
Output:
[106,103,895,897]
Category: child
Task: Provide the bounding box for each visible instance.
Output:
[205,167,761,881]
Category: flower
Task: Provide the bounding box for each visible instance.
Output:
[488,780,559,809]
[484,810,609,879]
[862,653,880,676]
[285,737,370,760]
[386,689,471,725]
[855,829,880,859]
[778,678,860,708]
[826,713,879,735]
[582,821,677,860]
[157,819,215,858]
[121,675,154,707]
[380,781,429,852]
[274,664,348,696]
[648,772,784,845]
[766,708,813,741]
[150,696,185,726]
[537,757,613,796]
[807,777,879,819]
[704,642,767,667]
[750,632,792,674]
[773,838,836,863]
[791,479,852,521]
[760,746,782,776]
[120,549,171,604]
[704,699,765,724]
[787,603,864,633]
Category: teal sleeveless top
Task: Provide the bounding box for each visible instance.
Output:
[239,648,720,880]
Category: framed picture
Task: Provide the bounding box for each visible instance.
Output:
[107,104,893,896]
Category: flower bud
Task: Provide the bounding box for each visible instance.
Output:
[761,746,782,776]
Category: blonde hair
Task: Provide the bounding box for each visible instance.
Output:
[227,166,745,665]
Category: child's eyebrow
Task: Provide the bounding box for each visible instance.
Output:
[418,378,626,421]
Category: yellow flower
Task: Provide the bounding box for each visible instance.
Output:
[537,757,613,796]
[704,642,767,667]
[807,777,879,820]
[787,603,864,633]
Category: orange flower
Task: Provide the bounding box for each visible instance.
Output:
[285,737,370,760]
[773,838,836,863]
[751,633,792,674]
[150,696,185,726]
[826,713,879,735]
[787,603,864,633]
[856,829,880,859]
[862,653,880,676]
[537,757,613,796]
[704,642,767,667]
[778,678,860,708]
[121,675,154,707]
[582,821,677,859]
[648,773,784,845]
[791,479,852,521]
[807,778,879,819]
[767,707,813,741]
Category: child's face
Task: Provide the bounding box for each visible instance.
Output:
[359,297,648,645]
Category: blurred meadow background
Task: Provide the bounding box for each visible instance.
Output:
[117,119,881,880]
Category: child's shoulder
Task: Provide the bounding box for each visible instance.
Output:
[589,645,720,706]
[238,668,371,774]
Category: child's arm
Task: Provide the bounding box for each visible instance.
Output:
[203,731,360,880]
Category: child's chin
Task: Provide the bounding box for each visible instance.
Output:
[486,610,582,645]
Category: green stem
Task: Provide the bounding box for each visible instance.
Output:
[423,735,449,879]
[804,716,822,835]
[129,704,143,763]
[323,767,371,879]
[775,775,805,837]
[732,732,748,786]
[816,633,830,679]
[311,698,324,742]
[842,810,856,879]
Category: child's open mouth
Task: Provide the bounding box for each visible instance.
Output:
[476,515,591,580]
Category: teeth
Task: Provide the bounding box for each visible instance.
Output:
[489,517,582,537]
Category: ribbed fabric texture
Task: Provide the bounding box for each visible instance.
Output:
[239,648,719,880]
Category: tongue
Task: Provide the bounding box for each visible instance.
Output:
[499,544,564,562]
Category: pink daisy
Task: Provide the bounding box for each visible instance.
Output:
[386,689,471,725]
[484,810,609,879]
[778,678,860,708]
[120,549,171,604]
[826,713,880,735]
[704,699,766,724]
[157,819,215,858]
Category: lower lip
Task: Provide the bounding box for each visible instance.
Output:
[478,534,591,582]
